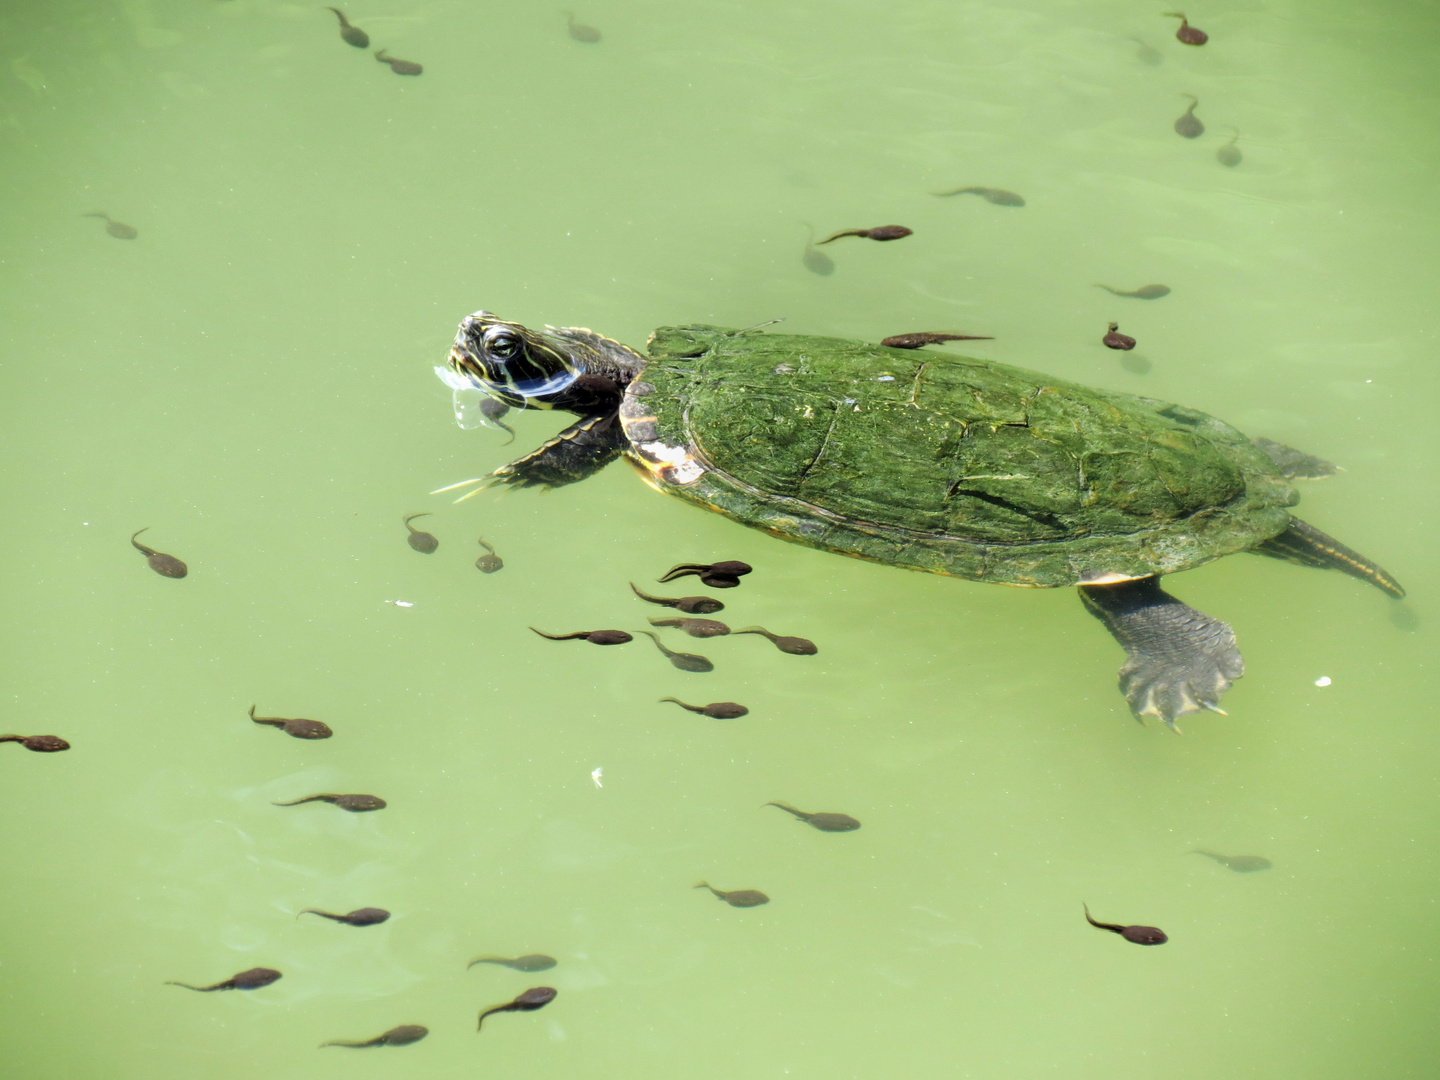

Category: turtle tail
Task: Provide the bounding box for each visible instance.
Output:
[1254,517,1404,599]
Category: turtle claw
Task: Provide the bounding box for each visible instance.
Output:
[1080,577,1244,730]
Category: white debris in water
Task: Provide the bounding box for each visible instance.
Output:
[590,767,604,788]
[385,600,415,608]
[1314,676,1332,687]
[876,375,895,381]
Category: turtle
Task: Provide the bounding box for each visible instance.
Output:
[435,312,1404,730]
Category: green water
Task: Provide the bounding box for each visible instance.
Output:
[3,1,1437,1077]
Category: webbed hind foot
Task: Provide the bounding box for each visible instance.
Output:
[1079,577,1243,731]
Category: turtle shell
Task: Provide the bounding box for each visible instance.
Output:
[617,326,1297,587]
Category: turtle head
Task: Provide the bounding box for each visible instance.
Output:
[445,311,580,410]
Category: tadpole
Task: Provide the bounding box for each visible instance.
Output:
[817,225,912,244]
[166,967,282,991]
[629,583,724,614]
[531,627,632,645]
[323,1025,428,1048]
[694,882,769,907]
[1084,904,1167,945]
[734,626,817,655]
[764,801,861,832]
[403,513,438,553]
[477,987,557,1030]
[273,793,386,812]
[249,705,332,740]
[467,954,558,972]
[660,698,748,719]
[648,616,730,638]
[637,630,713,672]
[300,907,391,926]
[131,528,187,578]
[0,735,70,752]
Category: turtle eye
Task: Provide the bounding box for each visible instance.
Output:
[488,333,521,361]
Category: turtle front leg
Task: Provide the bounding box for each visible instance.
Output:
[1078,577,1243,731]
[434,413,627,500]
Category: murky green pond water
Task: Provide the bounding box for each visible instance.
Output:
[3,1,1437,1077]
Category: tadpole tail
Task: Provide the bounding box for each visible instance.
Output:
[272,795,328,806]
[657,564,705,582]
[476,1004,510,1031]
[164,981,211,992]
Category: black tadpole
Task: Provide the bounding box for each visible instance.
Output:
[166,967,282,992]
[648,616,731,638]
[660,697,748,719]
[468,954,558,972]
[658,561,752,589]
[403,513,439,553]
[323,1024,428,1048]
[734,626,818,655]
[1174,94,1204,138]
[881,332,994,349]
[131,528,187,578]
[817,225,913,244]
[764,801,861,832]
[637,631,713,672]
[375,49,422,75]
[475,538,504,573]
[249,705,333,740]
[273,793,386,812]
[1084,904,1168,945]
[629,583,724,614]
[326,7,369,47]
[695,882,769,907]
[300,907,390,926]
[1166,12,1208,45]
[0,734,70,752]
[1102,323,1137,350]
[477,987,557,1030]
[479,398,515,444]
[531,627,632,645]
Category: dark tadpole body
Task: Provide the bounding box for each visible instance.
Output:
[480,397,516,443]
[468,954,558,972]
[1216,130,1243,167]
[531,627,632,645]
[1192,850,1272,873]
[1096,284,1170,300]
[817,225,912,245]
[765,801,860,832]
[301,906,391,926]
[475,538,504,573]
[882,332,994,349]
[801,224,835,276]
[1084,904,1167,945]
[249,705,332,740]
[323,1024,428,1048]
[1174,94,1204,139]
[658,561,751,590]
[376,49,423,75]
[326,7,369,47]
[735,625,817,655]
[695,881,769,907]
[0,734,70,752]
[649,616,730,638]
[1102,323,1136,350]
[660,697,748,719]
[630,583,725,614]
[273,792,386,812]
[566,11,601,41]
[83,212,137,239]
[477,987,557,1031]
[1166,12,1208,45]
[403,513,438,552]
[131,528,187,578]
[932,186,1025,206]
[637,630,713,672]
[166,966,282,992]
